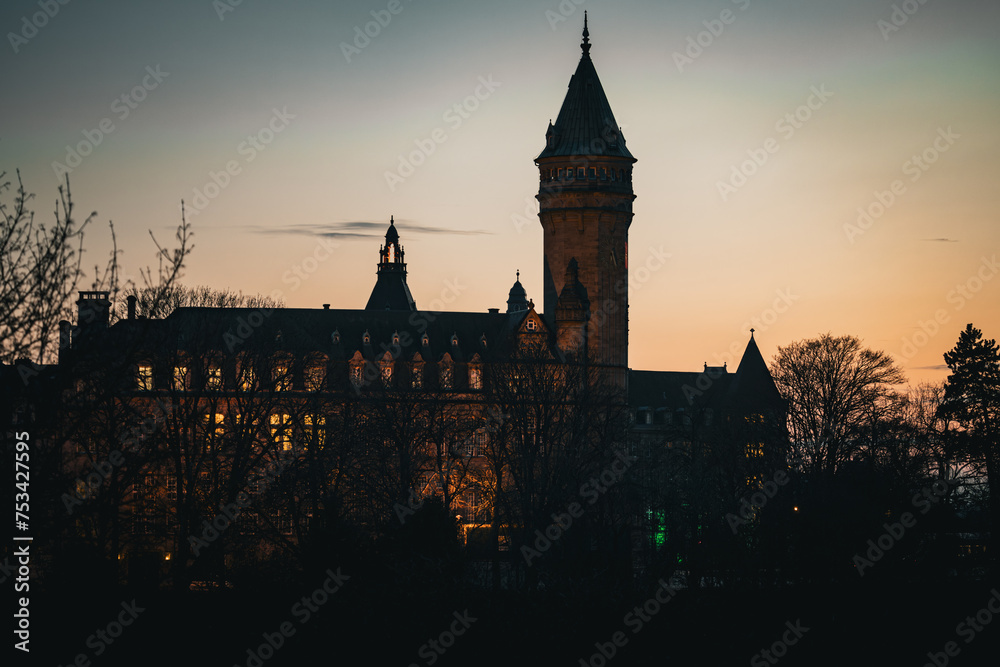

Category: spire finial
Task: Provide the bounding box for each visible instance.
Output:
[581,11,591,56]
[390,215,394,225]
[516,269,520,281]
[750,327,756,338]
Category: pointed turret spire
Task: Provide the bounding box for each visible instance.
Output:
[365,217,416,311]
[536,15,633,160]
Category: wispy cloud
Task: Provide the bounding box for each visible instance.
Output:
[910,364,949,371]
[923,238,959,243]
[228,220,493,239]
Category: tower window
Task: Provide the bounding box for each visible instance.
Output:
[469,366,483,391]
[526,319,537,331]
[577,168,585,179]
[588,167,596,179]
[558,168,565,179]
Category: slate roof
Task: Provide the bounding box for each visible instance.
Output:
[365,271,417,312]
[536,17,634,161]
[629,335,784,414]
[112,307,533,364]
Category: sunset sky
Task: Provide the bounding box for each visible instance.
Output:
[3,0,998,385]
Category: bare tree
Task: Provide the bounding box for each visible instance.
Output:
[771,333,905,476]
[1,171,192,364]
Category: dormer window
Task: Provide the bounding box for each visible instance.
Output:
[392,331,400,346]
[422,333,429,346]
[526,318,537,331]
[331,330,341,345]
[479,334,487,348]
[451,334,459,347]
[363,330,371,345]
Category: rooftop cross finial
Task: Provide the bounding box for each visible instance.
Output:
[581,11,591,57]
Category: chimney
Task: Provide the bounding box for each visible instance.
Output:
[322,304,330,310]
[76,291,111,342]
[127,295,137,320]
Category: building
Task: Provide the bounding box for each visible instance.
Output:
[31,16,784,585]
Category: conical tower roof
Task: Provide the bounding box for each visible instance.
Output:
[536,13,634,161]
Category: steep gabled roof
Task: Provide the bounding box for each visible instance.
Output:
[536,15,634,161]
[727,333,785,410]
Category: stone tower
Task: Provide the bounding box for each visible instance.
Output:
[535,13,636,383]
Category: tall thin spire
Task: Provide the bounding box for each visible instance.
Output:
[581,11,591,57]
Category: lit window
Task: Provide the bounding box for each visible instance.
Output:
[363,331,371,345]
[136,364,154,391]
[173,366,189,391]
[381,361,393,387]
[411,364,423,389]
[270,413,293,451]
[239,365,257,392]
[203,412,224,450]
[273,363,291,391]
[464,429,485,457]
[304,414,326,450]
[350,362,364,387]
[526,319,537,331]
[469,366,482,390]
[305,364,324,391]
[206,364,223,390]
[440,364,453,390]
[746,444,764,459]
